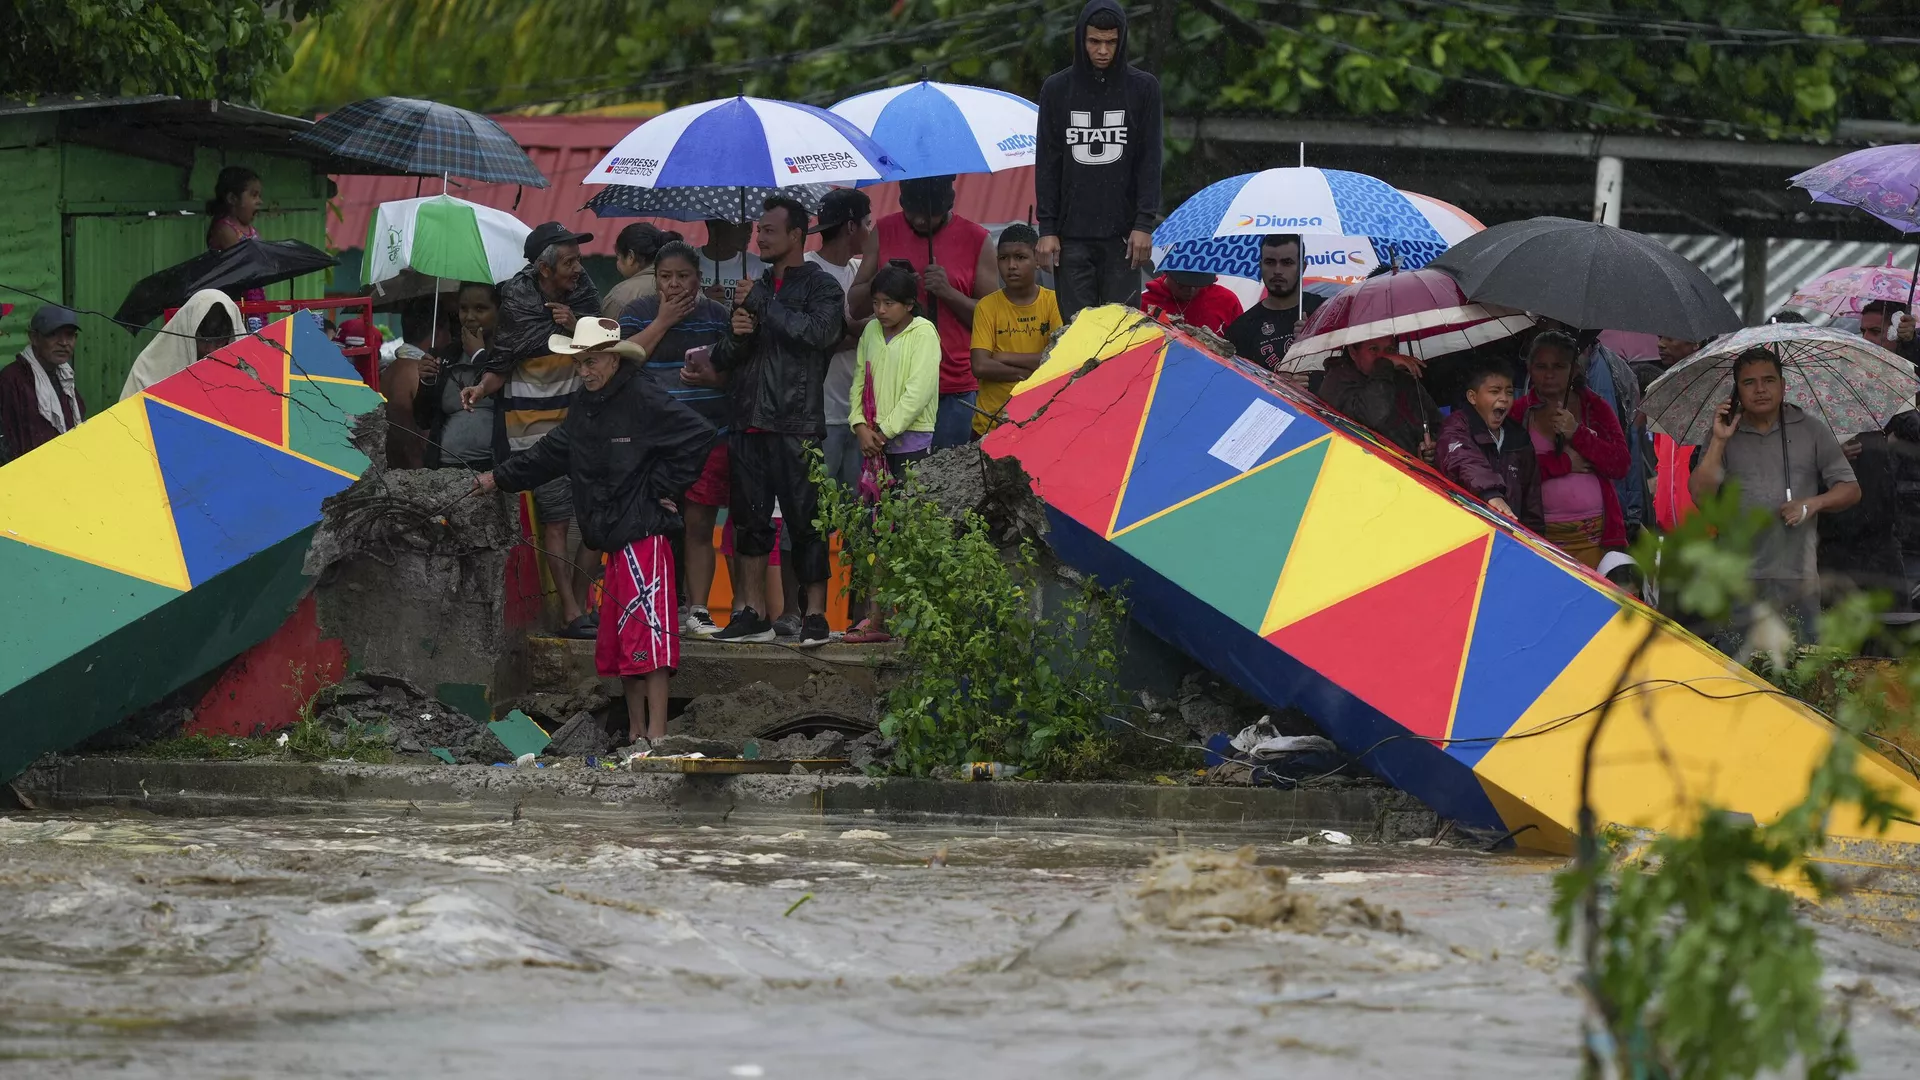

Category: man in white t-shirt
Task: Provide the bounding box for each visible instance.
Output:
[699,218,766,293]
[803,188,873,492]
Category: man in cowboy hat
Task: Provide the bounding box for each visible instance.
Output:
[478,317,715,747]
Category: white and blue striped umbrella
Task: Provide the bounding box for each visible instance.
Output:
[1155,168,1456,278]
[585,96,903,189]
[830,80,1038,179]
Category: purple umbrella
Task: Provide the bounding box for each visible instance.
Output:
[1791,144,1920,307]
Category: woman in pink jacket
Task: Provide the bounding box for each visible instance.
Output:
[1512,330,1630,568]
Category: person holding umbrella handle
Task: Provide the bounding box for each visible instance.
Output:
[1688,347,1859,641]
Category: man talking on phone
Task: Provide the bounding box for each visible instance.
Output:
[1689,346,1858,642]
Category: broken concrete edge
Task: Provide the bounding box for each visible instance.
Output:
[9,757,1441,842]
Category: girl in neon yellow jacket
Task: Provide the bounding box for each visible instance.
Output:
[849,261,940,479]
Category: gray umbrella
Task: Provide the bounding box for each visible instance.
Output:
[1428,216,1742,340]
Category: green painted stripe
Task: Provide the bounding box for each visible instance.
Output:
[1114,439,1330,632]
[0,537,179,695]
[287,378,381,475]
[0,528,317,783]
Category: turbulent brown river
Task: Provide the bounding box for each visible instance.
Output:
[4,808,1919,1078]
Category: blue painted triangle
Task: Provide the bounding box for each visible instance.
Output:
[286,314,365,382]
[1112,342,1328,533]
[1447,533,1621,767]
[146,398,355,586]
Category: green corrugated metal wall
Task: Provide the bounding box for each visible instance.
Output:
[0,119,331,411]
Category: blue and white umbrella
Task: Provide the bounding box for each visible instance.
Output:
[1155,168,1459,279]
[830,80,1038,180]
[584,96,903,189]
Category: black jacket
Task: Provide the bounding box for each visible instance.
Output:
[492,363,715,552]
[1035,0,1163,242]
[487,263,601,376]
[411,343,510,469]
[712,261,845,437]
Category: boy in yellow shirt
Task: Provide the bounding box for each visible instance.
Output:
[970,224,1062,436]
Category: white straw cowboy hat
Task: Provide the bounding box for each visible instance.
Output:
[550,316,646,360]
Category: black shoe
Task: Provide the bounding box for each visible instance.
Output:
[795,613,832,648]
[560,613,599,640]
[713,607,775,643]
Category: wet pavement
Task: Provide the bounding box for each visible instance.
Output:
[3,808,1919,1078]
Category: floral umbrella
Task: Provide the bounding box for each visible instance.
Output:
[1784,256,1916,317]
[1641,324,1919,446]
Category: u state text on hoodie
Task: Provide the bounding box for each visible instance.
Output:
[1035,0,1164,243]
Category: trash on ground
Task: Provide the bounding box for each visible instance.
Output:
[486,709,551,760]
[1291,830,1354,846]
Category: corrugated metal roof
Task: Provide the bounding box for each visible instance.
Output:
[1656,234,1920,319]
[329,113,1038,257]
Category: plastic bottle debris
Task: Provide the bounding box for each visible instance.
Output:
[1289,829,1354,846]
[514,753,537,768]
[967,762,1021,781]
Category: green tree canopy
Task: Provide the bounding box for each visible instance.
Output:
[269,0,1917,139]
[1,0,333,105]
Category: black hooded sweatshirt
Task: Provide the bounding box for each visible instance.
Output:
[1035,0,1163,243]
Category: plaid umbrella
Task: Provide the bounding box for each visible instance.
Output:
[1642,324,1919,446]
[296,97,547,188]
[583,183,833,222]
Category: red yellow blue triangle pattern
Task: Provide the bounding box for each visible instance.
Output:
[986,305,1920,853]
[0,317,385,777]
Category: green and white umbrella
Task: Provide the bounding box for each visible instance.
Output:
[362,194,529,302]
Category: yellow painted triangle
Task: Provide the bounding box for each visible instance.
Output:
[1022,303,1166,391]
[0,396,191,591]
[1260,437,1491,635]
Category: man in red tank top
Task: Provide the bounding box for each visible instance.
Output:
[861,175,1001,447]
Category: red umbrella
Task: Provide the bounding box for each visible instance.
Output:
[1278,269,1534,372]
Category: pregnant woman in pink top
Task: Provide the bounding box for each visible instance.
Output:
[1514,330,1631,569]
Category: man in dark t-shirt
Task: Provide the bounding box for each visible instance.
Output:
[1224,233,1324,371]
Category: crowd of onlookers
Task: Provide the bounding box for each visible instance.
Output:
[1137,237,1920,648]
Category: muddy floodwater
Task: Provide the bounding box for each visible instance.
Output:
[4,808,1919,1078]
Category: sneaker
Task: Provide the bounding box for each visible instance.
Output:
[685,608,721,638]
[796,613,832,648]
[713,606,775,643]
[772,612,803,639]
[559,613,598,640]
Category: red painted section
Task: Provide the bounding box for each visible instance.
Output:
[1266,536,1489,744]
[981,337,1163,537]
[185,593,347,736]
[145,339,288,446]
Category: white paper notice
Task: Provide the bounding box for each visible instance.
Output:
[1207,399,1295,473]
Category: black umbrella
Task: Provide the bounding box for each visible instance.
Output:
[116,239,337,332]
[583,183,834,222]
[1429,216,1742,340]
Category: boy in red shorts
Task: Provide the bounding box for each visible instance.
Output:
[478,318,715,745]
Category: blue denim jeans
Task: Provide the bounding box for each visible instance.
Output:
[935,391,979,449]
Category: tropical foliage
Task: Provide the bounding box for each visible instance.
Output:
[266,0,1919,139]
[1,0,332,104]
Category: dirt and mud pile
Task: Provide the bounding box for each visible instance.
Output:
[308,672,511,764]
[1127,847,1404,934]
